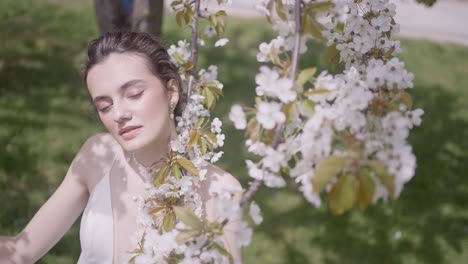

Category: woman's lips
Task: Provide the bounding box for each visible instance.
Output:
[119,126,142,140]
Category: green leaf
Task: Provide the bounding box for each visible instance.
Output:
[173,206,204,230]
[246,117,260,141]
[153,166,168,187]
[139,231,146,248]
[328,174,357,215]
[297,67,317,87]
[176,11,185,27]
[216,10,227,17]
[204,88,216,109]
[385,45,396,59]
[390,91,413,111]
[303,89,329,98]
[265,0,275,24]
[163,211,176,232]
[200,138,208,154]
[335,22,345,34]
[269,46,282,66]
[188,130,200,149]
[261,128,276,145]
[323,43,340,65]
[283,102,296,123]
[212,242,233,260]
[300,15,308,35]
[301,99,316,115]
[127,248,143,254]
[203,130,218,144]
[312,156,346,193]
[172,52,186,65]
[303,17,324,38]
[275,0,288,21]
[395,91,413,110]
[357,172,375,210]
[311,2,335,12]
[201,135,214,151]
[170,0,182,8]
[215,23,225,37]
[208,222,223,236]
[176,229,201,243]
[184,6,194,24]
[172,165,182,180]
[177,159,199,176]
[209,86,224,97]
[369,160,395,198]
[209,15,218,27]
[148,206,165,215]
[184,61,194,71]
[196,117,206,128]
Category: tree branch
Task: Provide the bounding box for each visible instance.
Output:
[187,0,201,97]
[290,0,302,80]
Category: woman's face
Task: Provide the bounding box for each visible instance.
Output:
[86,52,178,153]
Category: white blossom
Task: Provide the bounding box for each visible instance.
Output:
[263,173,286,188]
[210,151,224,163]
[214,38,229,47]
[245,160,264,180]
[229,105,247,129]
[236,221,253,247]
[168,40,190,64]
[211,117,222,133]
[256,42,271,62]
[214,196,240,220]
[216,134,225,147]
[249,201,263,225]
[256,101,286,130]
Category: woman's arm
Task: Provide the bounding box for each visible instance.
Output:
[0,236,15,260]
[0,133,113,264]
[200,165,244,263]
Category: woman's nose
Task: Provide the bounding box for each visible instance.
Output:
[112,104,132,123]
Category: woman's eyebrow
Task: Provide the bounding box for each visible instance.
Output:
[93,79,144,102]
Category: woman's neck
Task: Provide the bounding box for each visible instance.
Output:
[130,123,177,168]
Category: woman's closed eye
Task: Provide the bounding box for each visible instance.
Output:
[128,91,144,99]
[98,104,112,112]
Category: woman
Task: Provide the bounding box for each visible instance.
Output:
[0,31,242,263]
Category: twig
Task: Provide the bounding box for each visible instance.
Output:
[290,0,302,80]
[187,0,201,97]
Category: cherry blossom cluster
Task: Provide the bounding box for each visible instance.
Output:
[318,0,424,198]
[230,0,423,216]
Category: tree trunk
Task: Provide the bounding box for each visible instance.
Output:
[94,0,131,33]
[131,0,164,37]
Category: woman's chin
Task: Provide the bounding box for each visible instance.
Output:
[121,142,145,153]
[115,136,147,153]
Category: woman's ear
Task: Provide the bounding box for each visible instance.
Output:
[167,79,179,111]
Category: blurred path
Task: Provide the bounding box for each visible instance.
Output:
[187,0,468,46]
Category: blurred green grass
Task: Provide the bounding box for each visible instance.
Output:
[0,0,467,263]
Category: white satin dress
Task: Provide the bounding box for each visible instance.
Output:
[77,158,116,264]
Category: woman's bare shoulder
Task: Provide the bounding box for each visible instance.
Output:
[71,132,120,186]
[198,163,243,222]
[76,132,119,161]
[200,162,242,191]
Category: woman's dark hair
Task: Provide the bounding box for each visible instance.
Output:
[82,31,186,119]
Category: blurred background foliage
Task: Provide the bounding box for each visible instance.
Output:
[0,0,467,263]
